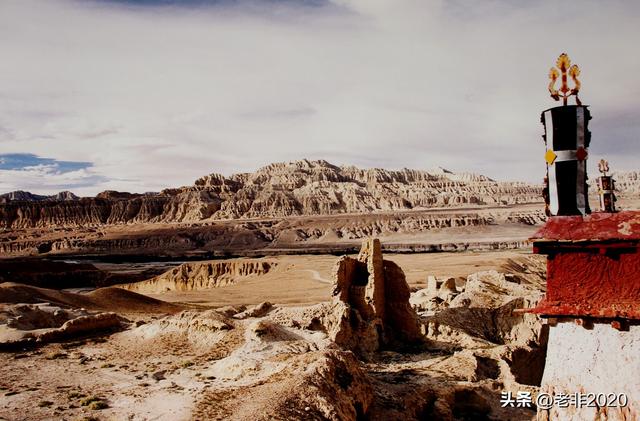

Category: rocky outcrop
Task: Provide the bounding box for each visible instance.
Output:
[119,259,276,293]
[233,302,274,319]
[0,302,122,350]
[325,239,422,356]
[271,350,374,421]
[191,318,373,420]
[416,270,545,348]
[131,309,234,350]
[34,312,121,343]
[0,160,543,229]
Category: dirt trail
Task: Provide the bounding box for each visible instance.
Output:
[298,269,332,284]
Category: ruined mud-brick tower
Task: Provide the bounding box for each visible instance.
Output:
[529,54,639,420]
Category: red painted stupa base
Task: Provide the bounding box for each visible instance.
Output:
[529,211,640,320]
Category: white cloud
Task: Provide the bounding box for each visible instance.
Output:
[0,164,105,196]
[0,0,639,195]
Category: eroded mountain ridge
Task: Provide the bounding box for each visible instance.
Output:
[1,160,542,229]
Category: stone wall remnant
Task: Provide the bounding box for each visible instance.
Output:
[326,238,422,356]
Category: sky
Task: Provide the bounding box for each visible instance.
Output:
[1,0,639,196]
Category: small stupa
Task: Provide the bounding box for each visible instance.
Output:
[530,53,639,420]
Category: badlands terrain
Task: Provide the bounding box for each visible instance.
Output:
[0,160,545,259]
[1,245,547,420]
[1,160,639,420]
[2,160,638,260]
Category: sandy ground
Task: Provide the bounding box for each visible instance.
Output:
[0,317,235,421]
[146,250,535,307]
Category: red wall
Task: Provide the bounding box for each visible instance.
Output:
[537,250,640,318]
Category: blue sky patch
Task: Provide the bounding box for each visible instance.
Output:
[0,153,94,172]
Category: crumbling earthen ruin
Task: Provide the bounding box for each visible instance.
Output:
[325,239,422,356]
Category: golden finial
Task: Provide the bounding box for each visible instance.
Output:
[548,53,582,106]
[598,159,610,176]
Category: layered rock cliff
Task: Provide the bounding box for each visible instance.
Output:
[120,259,276,293]
[0,160,542,229]
[0,206,544,257]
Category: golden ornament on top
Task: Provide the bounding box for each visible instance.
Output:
[548,53,582,106]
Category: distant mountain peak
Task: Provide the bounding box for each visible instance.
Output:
[0,190,78,203]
